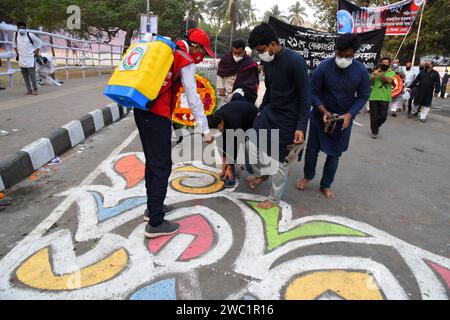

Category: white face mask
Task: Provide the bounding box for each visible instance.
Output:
[259,50,274,63]
[233,55,243,63]
[335,56,353,69]
[18,29,26,36]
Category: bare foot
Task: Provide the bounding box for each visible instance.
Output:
[219,162,227,179]
[321,188,336,199]
[247,176,267,189]
[256,200,277,209]
[224,165,234,180]
[297,178,310,190]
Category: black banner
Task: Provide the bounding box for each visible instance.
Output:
[268,17,386,71]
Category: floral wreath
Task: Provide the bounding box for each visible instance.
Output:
[392,73,404,99]
[172,74,217,127]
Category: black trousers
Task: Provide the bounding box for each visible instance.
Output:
[408,87,417,114]
[369,101,389,135]
[134,109,172,227]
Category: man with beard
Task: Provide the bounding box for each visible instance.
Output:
[409,61,441,123]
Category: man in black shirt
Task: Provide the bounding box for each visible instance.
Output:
[208,100,259,188]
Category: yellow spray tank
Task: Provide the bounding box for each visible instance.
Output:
[104,36,176,111]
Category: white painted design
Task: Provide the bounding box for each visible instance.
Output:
[21,137,55,170]
[1,132,449,300]
[62,120,85,147]
[89,109,105,132]
[0,175,5,192]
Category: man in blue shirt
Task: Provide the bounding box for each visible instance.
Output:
[297,34,370,198]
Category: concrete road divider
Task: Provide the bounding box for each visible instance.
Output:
[0,103,130,191]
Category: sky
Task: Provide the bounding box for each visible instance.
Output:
[252,0,316,23]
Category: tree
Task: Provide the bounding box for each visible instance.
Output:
[264,5,286,23]
[288,1,307,26]
[210,0,255,49]
[0,0,206,53]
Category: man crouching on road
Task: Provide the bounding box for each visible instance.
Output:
[134,28,215,239]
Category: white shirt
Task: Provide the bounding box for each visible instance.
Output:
[402,66,419,87]
[180,63,210,134]
[37,53,56,75]
[12,32,42,68]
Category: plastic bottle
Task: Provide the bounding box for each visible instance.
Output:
[104,35,175,110]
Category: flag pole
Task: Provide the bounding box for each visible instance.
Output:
[411,0,426,67]
[393,14,416,62]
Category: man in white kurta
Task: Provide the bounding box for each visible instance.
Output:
[12,21,42,95]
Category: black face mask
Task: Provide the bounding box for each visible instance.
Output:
[406,67,411,71]
[380,64,389,72]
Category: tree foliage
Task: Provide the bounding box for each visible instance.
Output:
[306,0,450,63]
[288,2,307,27]
[1,0,447,62]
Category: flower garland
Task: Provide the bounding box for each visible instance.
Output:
[392,73,404,99]
[172,74,216,127]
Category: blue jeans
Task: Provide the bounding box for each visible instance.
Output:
[303,143,340,190]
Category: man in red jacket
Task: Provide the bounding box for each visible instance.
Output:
[134,28,215,239]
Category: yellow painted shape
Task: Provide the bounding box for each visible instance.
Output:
[284,270,384,300]
[171,166,224,194]
[16,247,128,291]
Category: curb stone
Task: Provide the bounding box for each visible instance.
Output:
[0,103,130,191]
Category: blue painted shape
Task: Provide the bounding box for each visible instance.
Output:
[130,278,176,300]
[91,192,147,222]
[242,295,257,300]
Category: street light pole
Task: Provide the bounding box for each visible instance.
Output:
[185,10,189,35]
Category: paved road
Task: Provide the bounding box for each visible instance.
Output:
[0,102,449,300]
[0,75,112,163]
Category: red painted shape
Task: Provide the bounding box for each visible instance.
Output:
[148,215,214,261]
[428,261,450,289]
[114,155,145,189]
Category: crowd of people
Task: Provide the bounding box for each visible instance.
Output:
[210,22,448,204]
[1,21,447,239]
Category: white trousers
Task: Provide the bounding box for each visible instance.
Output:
[412,105,431,120]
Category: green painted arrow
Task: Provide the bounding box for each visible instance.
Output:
[245,201,367,251]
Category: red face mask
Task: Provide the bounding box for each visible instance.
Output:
[191,51,205,64]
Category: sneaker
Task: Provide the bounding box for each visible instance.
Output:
[224,177,237,188]
[371,133,378,139]
[391,112,397,117]
[143,205,175,222]
[144,220,180,239]
[420,119,427,123]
